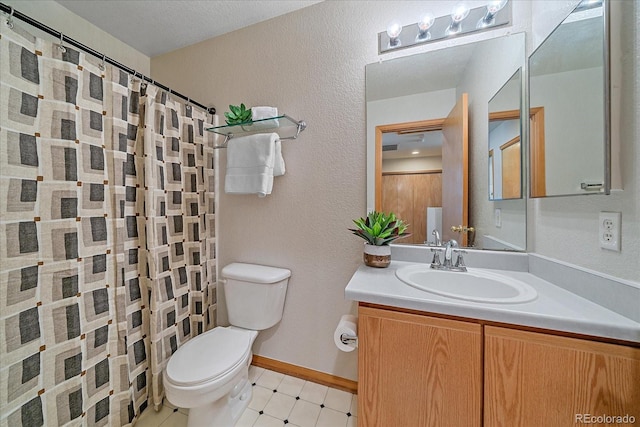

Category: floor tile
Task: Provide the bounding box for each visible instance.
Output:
[316,407,348,427]
[277,374,306,397]
[136,405,174,427]
[159,411,188,427]
[263,392,296,420]
[287,399,322,427]
[253,413,285,427]
[235,408,260,427]
[256,369,285,390]
[248,385,274,411]
[323,388,352,413]
[298,381,328,405]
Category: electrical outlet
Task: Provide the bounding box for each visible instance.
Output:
[599,212,621,251]
[494,208,502,228]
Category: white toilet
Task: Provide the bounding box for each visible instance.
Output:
[163,262,291,427]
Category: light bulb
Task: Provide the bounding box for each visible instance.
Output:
[386,21,403,48]
[478,0,508,28]
[451,3,470,23]
[486,0,508,14]
[418,13,435,32]
[386,21,402,39]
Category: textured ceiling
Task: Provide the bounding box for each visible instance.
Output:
[54,0,322,57]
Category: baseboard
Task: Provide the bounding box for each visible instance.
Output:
[251,355,358,395]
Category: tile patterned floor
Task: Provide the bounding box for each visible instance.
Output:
[136,366,357,427]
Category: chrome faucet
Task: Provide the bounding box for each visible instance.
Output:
[430,239,467,272]
[432,229,441,246]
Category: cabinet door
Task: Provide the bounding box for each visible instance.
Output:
[358,306,482,427]
[484,326,640,427]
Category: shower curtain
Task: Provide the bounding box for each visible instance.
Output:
[0,22,217,426]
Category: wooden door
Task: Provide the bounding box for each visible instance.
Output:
[381,173,442,244]
[484,326,640,427]
[501,137,521,199]
[358,305,482,427]
[442,93,469,245]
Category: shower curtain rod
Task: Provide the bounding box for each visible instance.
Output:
[0,2,216,115]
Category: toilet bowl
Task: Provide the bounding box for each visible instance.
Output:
[163,263,291,427]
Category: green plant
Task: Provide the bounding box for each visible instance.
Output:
[224,103,252,125]
[349,211,410,246]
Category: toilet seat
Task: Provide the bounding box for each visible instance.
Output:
[165,327,253,387]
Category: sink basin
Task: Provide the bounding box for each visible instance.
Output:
[395,265,537,304]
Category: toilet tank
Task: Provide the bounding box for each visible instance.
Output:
[222,263,291,330]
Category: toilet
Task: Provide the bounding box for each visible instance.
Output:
[163,263,291,427]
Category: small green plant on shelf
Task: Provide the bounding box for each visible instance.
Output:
[349,211,410,246]
[224,103,252,125]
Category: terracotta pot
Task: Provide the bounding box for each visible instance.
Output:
[363,244,391,268]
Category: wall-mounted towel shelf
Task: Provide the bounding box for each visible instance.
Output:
[206,114,307,149]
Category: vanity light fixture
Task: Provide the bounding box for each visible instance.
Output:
[378,1,512,54]
[447,2,471,35]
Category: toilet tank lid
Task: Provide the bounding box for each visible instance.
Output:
[222,263,291,283]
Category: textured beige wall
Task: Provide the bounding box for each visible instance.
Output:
[3,0,150,74]
[151,0,640,381]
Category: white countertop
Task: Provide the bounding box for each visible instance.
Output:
[345,260,640,343]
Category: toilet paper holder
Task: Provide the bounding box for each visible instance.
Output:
[340,333,358,346]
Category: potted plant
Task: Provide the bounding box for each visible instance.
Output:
[224,103,252,128]
[349,211,410,268]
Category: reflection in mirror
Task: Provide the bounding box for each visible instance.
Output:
[529,0,609,197]
[488,69,522,201]
[366,33,526,251]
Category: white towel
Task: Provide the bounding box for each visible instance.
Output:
[251,106,279,129]
[225,133,285,197]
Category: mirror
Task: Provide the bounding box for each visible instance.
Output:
[366,33,526,251]
[529,0,610,197]
[488,69,522,201]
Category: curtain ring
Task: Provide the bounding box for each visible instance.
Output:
[5,7,14,29]
[99,54,106,71]
[186,98,192,110]
[58,33,67,53]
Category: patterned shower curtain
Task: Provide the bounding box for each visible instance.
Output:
[0,22,217,426]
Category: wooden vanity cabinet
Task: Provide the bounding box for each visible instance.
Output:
[358,305,482,427]
[358,304,640,427]
[484,326,640,427]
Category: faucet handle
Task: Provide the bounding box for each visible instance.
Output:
[454,249,467,269]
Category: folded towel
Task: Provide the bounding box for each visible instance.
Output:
[251,106,279,129]
[251,106,278,120]
[225,133,285,197]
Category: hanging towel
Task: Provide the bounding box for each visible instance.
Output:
[225,133,285,197]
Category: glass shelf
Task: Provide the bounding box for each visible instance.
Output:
[206,114,297,137]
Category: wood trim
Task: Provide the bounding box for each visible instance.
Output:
[359,302,640,348]
[499,135,520,151]
[382,169,442,176]
[375,119,446,211]
[489,109,520,121]
[529,107,546,197]
[251,354,358,394]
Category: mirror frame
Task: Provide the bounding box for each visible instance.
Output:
[527,0,611,198]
